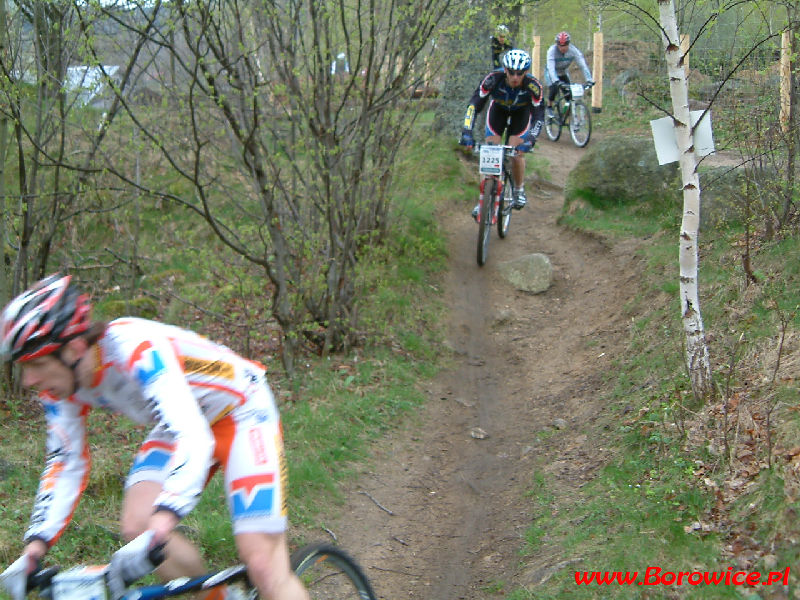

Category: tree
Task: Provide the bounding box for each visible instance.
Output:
[656,0,714,399]
[78,0,453,373]
[0,0,158,300]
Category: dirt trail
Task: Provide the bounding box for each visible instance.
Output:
[312,138,641,598]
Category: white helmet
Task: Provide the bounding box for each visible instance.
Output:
[502,49,531,72]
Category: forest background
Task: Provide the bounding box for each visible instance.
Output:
[0,0,799,598]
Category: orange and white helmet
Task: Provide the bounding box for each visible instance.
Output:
[1,274,92,362]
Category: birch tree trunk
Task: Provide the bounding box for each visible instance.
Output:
[657,0,714,399]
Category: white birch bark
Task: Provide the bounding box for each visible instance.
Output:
[657,0,714,398]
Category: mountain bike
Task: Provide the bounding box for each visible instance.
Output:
[474,142,517,266]
[544,82,593,147]
[5,542,376,600]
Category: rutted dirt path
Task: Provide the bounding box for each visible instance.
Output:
[312,138,641,599]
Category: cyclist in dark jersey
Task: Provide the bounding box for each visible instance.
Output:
[459,49,544,219]
[490,25,513,70]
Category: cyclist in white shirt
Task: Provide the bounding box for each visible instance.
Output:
[0,274,309,600]
[544,31,595,117]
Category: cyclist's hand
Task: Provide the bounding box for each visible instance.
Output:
[586,80,595,88]
[0,554,38,600]
[459,130,474,149]
[107,531,164,600]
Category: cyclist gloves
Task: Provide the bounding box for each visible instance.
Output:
[459,129,475,148]
[0,554,32,600]
[107,531,164,600]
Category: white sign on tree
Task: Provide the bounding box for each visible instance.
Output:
[650,110,715,165]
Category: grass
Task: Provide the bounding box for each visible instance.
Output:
[506,128,800,597]
[0,129,454,574]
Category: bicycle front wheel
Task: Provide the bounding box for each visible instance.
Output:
[291,543,377,600]
[569,101,592,147]
[477,177,495,266]
[497,172,513,238]
[544,105,561,142]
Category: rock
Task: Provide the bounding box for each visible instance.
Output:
[553,418,568,430]
[564,136,680,211]
[497,253,553,293]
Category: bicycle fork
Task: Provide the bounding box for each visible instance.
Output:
[478,176,503,225]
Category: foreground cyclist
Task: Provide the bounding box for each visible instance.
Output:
[0,275,309,600]
[544,31,595,118]
[459,48,544,220]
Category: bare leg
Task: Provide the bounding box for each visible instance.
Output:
[120,481,207,581]
[235,532,309,600]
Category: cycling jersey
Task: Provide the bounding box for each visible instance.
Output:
[545,44,593,87]
[463,70,543,128]
[24,317,285,547]
[462,70,544,144]
[490,36,512,69]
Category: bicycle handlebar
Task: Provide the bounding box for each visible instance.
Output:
[24,545,166,597]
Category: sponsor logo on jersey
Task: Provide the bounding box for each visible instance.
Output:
[129,341,166,385]
[248,428,268,465]
[230,474,275,518]
[181,357,235,380]
[130,440,174,473]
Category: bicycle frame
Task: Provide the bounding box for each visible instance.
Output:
[545,82,592,147]
[475,143,516,266]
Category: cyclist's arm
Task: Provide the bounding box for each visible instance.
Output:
[572,46,593,82]
[545,46,559,85]
[527,77,545,140]
[121,335,215,523]
[463,71,498,131]
[24,395,91,552]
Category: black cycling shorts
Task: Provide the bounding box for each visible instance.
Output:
[485,102,532,139]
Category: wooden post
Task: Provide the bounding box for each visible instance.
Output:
[531,35,541,80]
[592,31,603,113]
[780,30,791,133]
[680,34,689,77]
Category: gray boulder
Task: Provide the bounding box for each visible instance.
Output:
[564,136,681,211]
[497,253,553,293]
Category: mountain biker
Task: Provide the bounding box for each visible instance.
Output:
[0,274,310,600]
[459,48,544,220]
[490,24,513,70]
[545,32,595,117]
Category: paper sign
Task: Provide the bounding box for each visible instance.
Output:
[650,110,715,165]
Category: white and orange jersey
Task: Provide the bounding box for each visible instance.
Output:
[25,317,279,547]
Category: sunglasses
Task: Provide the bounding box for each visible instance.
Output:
[506,68,527,76]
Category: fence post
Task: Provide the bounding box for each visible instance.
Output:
[780,30,791,133]
[592,31,603,112]
[531,35,541,80]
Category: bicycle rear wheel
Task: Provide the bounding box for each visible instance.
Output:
[497,172,513,238]
[569,101,592,147]
[544,102,562,142]
[291,543,377,600]
[477,177,495,266]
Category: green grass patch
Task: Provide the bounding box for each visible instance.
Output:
[0,128,457,573]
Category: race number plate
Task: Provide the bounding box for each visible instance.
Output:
[479,145,503,176]
[570,83,584,98]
